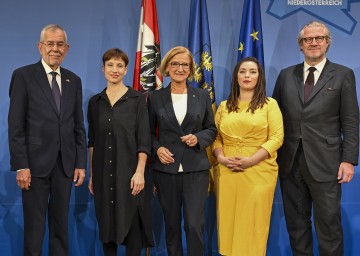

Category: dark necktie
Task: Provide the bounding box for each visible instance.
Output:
[51,72,61,111]
[304,67,316,103]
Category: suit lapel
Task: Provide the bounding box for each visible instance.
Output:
[60,68,72,120]
[294,64,305,103]
[306,60,333,103]
[181,86,197,130]
[34,62,60,117]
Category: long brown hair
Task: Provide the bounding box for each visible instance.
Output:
[226,57,268,113]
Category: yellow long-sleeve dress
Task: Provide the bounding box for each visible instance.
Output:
[213,98,284,256]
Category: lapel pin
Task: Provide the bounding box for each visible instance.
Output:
[66,79,70,82]
[192,94,195,97]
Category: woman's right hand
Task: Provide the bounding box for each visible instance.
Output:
[217,155,236,169]
[88,176,94,195]
[157,146,175,165]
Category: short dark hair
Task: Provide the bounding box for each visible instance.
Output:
[102,48,129,66]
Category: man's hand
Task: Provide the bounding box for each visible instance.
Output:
[338,162,354,184]
[16,169,31,190]
[74,168,86,187]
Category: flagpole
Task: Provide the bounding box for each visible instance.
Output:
[134,1,162,254]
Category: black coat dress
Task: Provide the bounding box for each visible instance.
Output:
[87,87,153,246]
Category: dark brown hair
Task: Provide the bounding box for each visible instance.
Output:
[226,57,268,113]
[102,48,129,66]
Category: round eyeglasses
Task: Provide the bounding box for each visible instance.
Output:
[170,62,190,69]
[302,36,327,44]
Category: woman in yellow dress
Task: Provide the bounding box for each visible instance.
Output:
[213,57,284,256]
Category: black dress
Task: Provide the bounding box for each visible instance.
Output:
[87,87,153,246]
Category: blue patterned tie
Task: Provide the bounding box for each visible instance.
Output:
[51,72,61,111]
[304,67,316,103]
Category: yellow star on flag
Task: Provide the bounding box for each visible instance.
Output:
[238,42,244,53]
[250,29,259,41]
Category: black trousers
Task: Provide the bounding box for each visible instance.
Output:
[280,141,343,256]
[153,170,209,256]
[22,154,73,256]
[102,210,143,256]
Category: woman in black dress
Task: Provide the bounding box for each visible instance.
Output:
[87,48,153,256]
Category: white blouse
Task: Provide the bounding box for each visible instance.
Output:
[171,93,188,172]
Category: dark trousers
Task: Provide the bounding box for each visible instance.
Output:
[102,211,143,256]
[22,154,73,256]
[280,142,343,256]
[153,170,209,256]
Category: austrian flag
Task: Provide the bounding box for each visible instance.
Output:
[133,0,163,92]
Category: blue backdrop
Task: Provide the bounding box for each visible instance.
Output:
[0,0,359,255]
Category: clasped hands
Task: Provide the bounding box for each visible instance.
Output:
[157,134,198,165]
[217,155,254,171]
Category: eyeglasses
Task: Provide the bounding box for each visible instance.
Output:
[40,41,67,49]
[302,36,327,44]
[170,62,190,69]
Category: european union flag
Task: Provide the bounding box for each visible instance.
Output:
[237,0,265,67]
[188,0,216,108]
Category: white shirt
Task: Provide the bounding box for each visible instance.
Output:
[303,58,326,86]
[42,58,62,93]
[171,93,187,172]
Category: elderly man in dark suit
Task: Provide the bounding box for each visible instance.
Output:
[273,21,359,256]
[8,24,87,256]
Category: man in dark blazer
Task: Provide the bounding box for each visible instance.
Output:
[8,24,87,256]
[273,21,359,256]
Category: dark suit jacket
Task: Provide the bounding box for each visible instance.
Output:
[8,61,87,177]
[148,85,216,174]
[273,60,359,182]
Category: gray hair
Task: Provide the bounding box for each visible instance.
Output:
[39,24,68,43]
[297,21,332,51]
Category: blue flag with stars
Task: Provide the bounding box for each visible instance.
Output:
[188,0,216,110]
[237,0,265,67]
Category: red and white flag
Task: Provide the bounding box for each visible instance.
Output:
[133,0,162,92]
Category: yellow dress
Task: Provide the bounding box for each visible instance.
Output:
[213,98,284,256]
